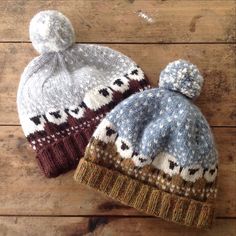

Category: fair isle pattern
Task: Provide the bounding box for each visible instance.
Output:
[103,88,217,169]
[17,44,144,121]
[30,113,105,150]
[91,125,218,184]
[74,60,218,228]
[86,141,218,200]
[22,66,149,178]
[25,67,149,167]
[29,83,151,151]
[17,11,151,178]
[21,65,147,137]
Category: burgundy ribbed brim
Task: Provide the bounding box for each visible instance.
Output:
[36,122,98,178]
[30,77,151,178]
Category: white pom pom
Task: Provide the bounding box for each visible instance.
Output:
[29,10,75,54]
[159,60,204,99]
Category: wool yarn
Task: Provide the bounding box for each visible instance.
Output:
[17,10,150,177]
[29,10,75,54]
[74,60,218,228]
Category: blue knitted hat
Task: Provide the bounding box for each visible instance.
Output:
[75,60,218,228]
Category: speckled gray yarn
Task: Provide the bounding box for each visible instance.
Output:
[17,11,141,124]
[18,44,136,119]
[29,10,75,54]
[105,60,217,168]
[16,10,150,178]
[159,60,203,99]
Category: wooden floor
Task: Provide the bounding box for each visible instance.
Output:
[0,1,235,235]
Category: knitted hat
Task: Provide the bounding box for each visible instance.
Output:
[17,10,150,178]
[74,60,218,228]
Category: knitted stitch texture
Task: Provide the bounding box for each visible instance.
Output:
[74,60,218,228]
[17,10,150,177]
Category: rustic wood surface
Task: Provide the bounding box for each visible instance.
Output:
[0,0,235,43]
[0,217,235,236]
[0,0,235,235]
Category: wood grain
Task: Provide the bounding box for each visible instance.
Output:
[0,0,235,43]
[0,217,235,236]
[0,0,235,234]
[0,126,235,217]
[0,43,235,126]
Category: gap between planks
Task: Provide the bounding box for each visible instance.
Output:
[0,215,235,219]
[0,41,235,44]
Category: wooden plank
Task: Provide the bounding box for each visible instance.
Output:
[0,126,235,217]
[0,217,235,236]
[0,0,235,43]
[0,43,235,126]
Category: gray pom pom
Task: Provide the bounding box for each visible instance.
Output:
[29,10,75,54]
[159,60,204,99]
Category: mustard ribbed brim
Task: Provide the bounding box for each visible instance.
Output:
[74,159,214,228]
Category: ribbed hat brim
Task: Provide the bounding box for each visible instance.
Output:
[36,124,97,177]
[74,159,215,229]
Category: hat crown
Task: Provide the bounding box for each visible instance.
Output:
[17,44,137,119]
[105,88,217,168]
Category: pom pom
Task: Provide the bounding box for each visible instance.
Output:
[159,60,203,99]
[29,10,75,54]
